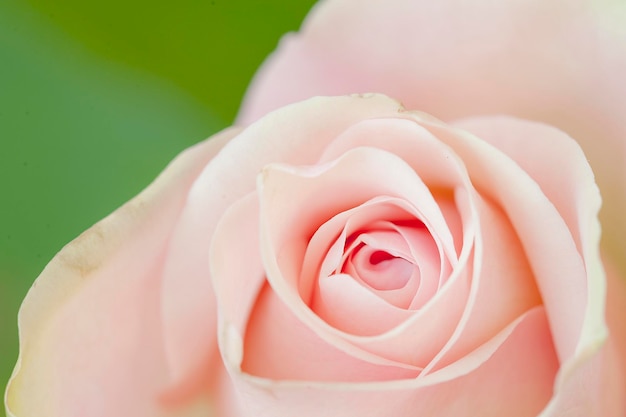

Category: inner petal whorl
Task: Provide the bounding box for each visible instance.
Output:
[351,245,414,291]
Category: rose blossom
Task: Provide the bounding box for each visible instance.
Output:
[4,94,626,417]
[5,0,626,416]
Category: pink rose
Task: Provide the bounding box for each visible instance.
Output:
[6,1,626,417]
[5,94,625,416]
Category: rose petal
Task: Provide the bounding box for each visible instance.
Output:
[426,193,541,373]
[313,273,413,335]
[243,283,422,382]
[417,115,591,362]
[451,117,596,264]
[348,234,414,291]
[210,193,266,343]
[4,132,234,417]
[451,115,608,355]
[538,340,626,416]
[158,128,242,400]
[391,224,443,309]
[415,115,626,413]
[223,306,558,417]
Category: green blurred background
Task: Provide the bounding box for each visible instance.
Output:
[0,0,317,404]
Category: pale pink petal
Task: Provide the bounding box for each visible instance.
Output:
[223,306,558,417]
[426,193,541,373]
[355,262,471,368]
[241,284,421,381]
[4,132,233,417]
[414,115,626,412]
[451,117,596,261]
[157,128,242,402]
[313,274,413,335]
[347,267,421,310]
[210,193,266,342]
[391,224,442,309]
[537,340,626,416]
[417,115,590,362]
[452,115,608,354]
[239,0,626,275]
[352,227,414,264]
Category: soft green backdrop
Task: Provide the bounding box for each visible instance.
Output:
[0,0,317,406]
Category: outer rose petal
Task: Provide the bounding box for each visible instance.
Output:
[438,116,625,415]
[221,306,558,417]
[238,0,626,276]
[4,128,237,417]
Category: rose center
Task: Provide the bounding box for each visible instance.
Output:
[352,246,413,290]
